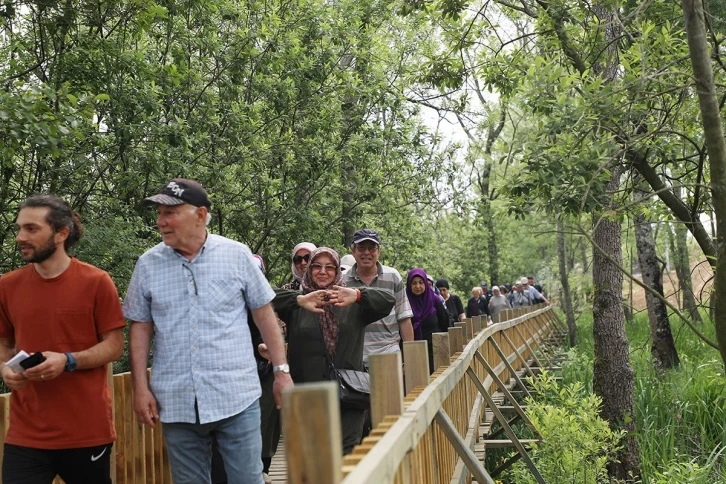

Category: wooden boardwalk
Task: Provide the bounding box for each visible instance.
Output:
[267,440,288,483]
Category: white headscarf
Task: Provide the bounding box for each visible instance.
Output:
[291,242,317,282]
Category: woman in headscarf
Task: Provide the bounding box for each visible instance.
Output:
[488,285,511,319]
[272,247,395,454]
[282,242,317,290]
[406,268,450,374]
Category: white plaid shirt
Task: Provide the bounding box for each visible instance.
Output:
[123,233,275,424]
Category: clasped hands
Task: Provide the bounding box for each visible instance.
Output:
[296,286,359,314]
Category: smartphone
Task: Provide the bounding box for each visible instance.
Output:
[19,352,46,370]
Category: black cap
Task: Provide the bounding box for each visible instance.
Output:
[436,279,449,289]
[480,281,488,287]
[352,228,381,245]
[144,178,211,209]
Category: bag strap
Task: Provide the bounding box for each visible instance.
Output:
[316,319,337,371]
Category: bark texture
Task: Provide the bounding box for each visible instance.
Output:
[634,214,680,369]
[592,173,640,480]
[557,219,577,346]
[588,2,641,479]
[682,0,726,368]
[672,221,703,322]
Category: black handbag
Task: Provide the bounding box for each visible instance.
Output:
[328,366,370,410]
[319,323,370,410]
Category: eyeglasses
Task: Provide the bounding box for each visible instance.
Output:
[292,254,311,264]
[354,244,379,253]
[310,263,337,273]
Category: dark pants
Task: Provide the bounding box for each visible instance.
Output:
[342,408,367,455]
[2,443,112,484]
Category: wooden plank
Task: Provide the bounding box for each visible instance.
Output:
[403,341,430,395]
[433,409,495,484]
[449,327,464,356]
[432,333,450,373]
[370,352,404,429]
[282,382,342,484]
[481,439,539,448]
[115,373,127,484]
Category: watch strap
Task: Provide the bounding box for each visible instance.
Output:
[272,363,290,374]
[64,352,77,372]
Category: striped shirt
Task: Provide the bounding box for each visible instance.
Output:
[122,233,275,424]
[343,262,413,364]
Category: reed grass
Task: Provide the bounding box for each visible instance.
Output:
[566,311,726,483]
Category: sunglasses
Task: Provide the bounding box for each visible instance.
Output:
[292,254,311,264]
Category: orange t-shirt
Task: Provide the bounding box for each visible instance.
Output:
[0,258,127,449]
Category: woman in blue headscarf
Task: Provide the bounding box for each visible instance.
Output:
[406,268,450,374]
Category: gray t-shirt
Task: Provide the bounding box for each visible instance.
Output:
[343,262,413,364]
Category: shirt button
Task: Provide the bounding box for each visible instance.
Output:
[191,324,197,329]
[192,346,197,351]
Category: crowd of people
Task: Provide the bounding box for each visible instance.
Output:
[0,178,548,484]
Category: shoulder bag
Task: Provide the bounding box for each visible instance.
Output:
[319,323,370,410]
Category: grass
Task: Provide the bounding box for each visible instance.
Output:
[565,311,726,483]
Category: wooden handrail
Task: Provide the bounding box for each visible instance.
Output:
[283,304,557,483]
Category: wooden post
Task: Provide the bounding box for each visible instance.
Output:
[283,382,343,484]
[454,322,468,344]
[369,352,404,429]
[403,341,430,394]
[448,326,464,356]
[465,317,474,340]
[491,312,500,324]
[432,333,450,372]
[472,316,482,334]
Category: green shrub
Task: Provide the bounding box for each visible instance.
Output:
[508,371,623,484]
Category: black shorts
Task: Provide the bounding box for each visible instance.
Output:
[2,443,112,484]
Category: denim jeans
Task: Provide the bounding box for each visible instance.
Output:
[163,400,263,484]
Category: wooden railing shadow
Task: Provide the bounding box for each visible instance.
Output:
[283,304,566,484]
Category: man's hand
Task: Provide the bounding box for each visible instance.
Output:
[23,351,67,382]
[258,343,271,362]
[296,290,333,313]
[133,387,160,428]
[1,364,28,390]
[272,372,294,409]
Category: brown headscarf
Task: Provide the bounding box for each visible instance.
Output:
[300,247,344,357]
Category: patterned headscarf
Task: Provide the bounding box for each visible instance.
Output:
[300,247,344,357]
[291,242,317,282]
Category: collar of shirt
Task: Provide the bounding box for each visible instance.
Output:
[349,261,383,283]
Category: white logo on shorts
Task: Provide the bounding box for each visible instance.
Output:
[91,447,107,462]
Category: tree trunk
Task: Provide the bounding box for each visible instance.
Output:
[557,219,577,346]
[634,213,680,369]
[672,220,703,322]
[682,0,726,367]
[592,172,640,481]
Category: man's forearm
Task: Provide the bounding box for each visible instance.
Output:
[74,328,124,370]
[130,322,153,389]
[399,318,414,342]
[252,304,287,366]
[0,337,16,371]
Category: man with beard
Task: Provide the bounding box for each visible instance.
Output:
[0,195,126,483]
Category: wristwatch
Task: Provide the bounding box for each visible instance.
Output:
[64,352,77,372]
[272,363,290,374]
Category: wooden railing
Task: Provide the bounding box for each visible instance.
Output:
[0,369,173,484]
[0,304,562,484]
[283,304,563,484]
